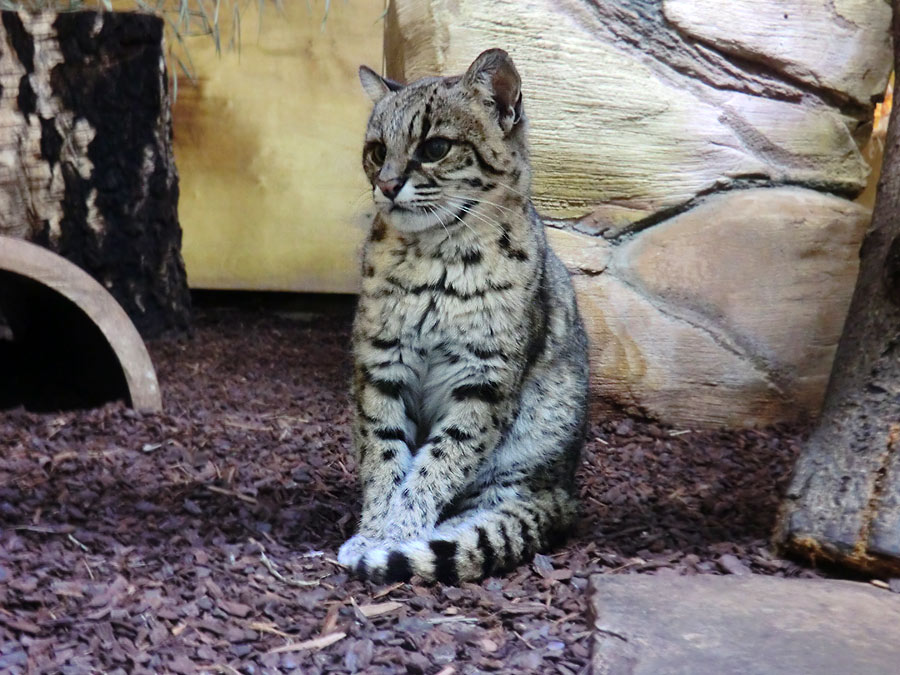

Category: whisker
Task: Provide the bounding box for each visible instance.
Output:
[433,203,480,240]
[428,205,453,240]
[491,179,531,200]
[442,197,506,236]
[444,192,524,218]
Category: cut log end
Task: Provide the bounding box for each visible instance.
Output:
[0,236,162,413]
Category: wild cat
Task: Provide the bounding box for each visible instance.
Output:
[338,49,589,583]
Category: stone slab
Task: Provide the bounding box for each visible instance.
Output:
[590,575,900,675]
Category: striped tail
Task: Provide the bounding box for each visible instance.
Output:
[355,488,577,584]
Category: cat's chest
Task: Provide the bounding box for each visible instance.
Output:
[364,234,527,353]
[371,245,509,339]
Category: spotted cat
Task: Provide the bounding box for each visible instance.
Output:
[338,49,589,583]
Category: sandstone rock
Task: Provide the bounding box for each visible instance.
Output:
[387,0,886,221]
[387,0,890,426]
[573,273,784,427]
[546,229,611,276]
[663,0,893,106]
[566,187,869,427]
[589,575,900,675]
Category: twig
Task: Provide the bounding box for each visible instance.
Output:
[67,534,89,552]
[250,538,319,588]
[513,630,536,649]
[373,582,404,598]
[205,485,258,504]
[250,621,293,638]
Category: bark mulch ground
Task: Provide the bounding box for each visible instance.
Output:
[1,297,824,674]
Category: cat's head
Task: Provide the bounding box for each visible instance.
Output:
[359,49,528,234]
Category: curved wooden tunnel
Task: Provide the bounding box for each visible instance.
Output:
[0,236,162,413]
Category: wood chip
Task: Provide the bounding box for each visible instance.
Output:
[717,554,751,576]
[428,616,478,625]
[0,303,816,672]
[266,631,347,654]
[373,582,405,598]
[218,600,252,618]
[204,485,258,505]
[358,601,403,618]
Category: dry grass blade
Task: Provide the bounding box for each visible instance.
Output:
[204,485,257,504]
[250,537,320,588]
[267,631,346,654]
[249,621,293,638]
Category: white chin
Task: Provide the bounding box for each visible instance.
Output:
[381,207,447,233]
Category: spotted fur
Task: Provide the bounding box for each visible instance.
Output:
[338,49,589,583]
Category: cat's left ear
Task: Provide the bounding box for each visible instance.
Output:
[463,48,523,134]
[359,65,404,103]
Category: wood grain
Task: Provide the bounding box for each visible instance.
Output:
[0,236,162,412]
[171,0,385,294]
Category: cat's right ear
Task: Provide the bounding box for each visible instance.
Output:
[359,65,404,104]
[463,48,523,134]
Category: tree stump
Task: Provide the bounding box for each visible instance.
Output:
[385,0,892,426]
[774,2,900,575]
[0,10,190,338]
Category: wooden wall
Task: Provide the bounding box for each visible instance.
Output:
[170,0,385,293]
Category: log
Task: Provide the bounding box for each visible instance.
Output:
[0,10,190,338]
[385,0,893,427]
[774,2,900,575]
[0,235,161,413]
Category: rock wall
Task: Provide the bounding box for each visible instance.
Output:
[386,0,892,427]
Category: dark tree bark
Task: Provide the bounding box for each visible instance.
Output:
[0,11,190,338]
[774,2,900,575]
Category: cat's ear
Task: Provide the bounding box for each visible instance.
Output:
[359,65,404,104]
[463,48,523,134]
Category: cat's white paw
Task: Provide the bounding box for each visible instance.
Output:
[337,534,377,569]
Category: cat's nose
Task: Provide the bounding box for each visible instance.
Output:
[375,177,406,201]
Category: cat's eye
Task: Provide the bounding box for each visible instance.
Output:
[368,142,387,165]
[421,137,451,162]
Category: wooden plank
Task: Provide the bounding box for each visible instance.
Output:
[171,0,385,293]
[0,236,162,412]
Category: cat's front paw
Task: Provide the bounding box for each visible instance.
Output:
[337,534,378,570]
